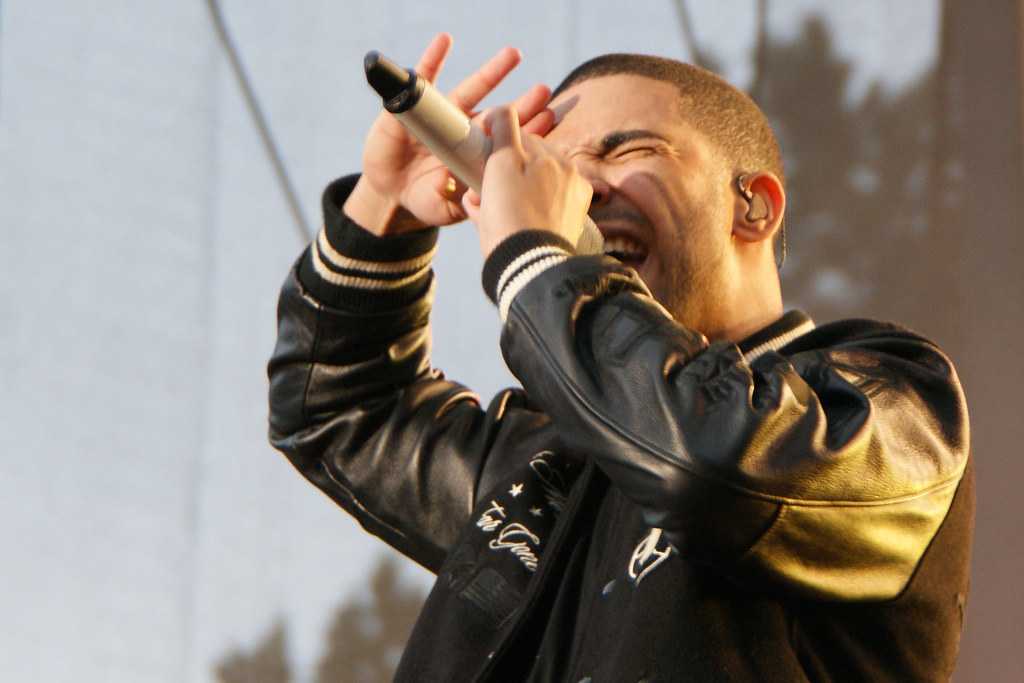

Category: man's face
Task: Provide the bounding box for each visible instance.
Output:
[546,74,734,326]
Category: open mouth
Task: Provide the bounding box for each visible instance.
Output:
[602,233,649,268]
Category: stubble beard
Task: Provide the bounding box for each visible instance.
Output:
[655,224,725,333]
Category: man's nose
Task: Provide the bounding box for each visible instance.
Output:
[577,163,613,209]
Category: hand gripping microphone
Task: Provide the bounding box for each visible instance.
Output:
[364,50,604,255]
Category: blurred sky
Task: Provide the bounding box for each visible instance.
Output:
[0,2,943,681]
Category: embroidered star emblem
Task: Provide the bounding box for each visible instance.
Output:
[529,507,543,517]
[509,483,524,497]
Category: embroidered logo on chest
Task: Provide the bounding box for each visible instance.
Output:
[628,527,674,585]
[472,451,574,573]
[488,523,541,572]
[476,500,507,532]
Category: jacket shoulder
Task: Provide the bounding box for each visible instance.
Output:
[781,317,947,355]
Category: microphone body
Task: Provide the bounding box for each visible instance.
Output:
[364,51,604,255]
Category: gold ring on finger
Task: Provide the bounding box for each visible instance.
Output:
[443,176,458,196]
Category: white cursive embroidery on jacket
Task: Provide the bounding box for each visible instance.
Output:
[476,500,507,532]
[488,523,541,572]
[529,452,568,512]
[628,527,673,585]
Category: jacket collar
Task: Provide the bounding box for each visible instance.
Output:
[739,310,815,362]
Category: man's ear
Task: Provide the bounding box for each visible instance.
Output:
[732,171,785,244]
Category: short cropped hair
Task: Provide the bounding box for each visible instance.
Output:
[552,54,785,187]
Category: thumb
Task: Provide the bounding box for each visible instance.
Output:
[461,188,481,222]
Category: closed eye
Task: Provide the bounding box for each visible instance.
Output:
[613,146,656,159]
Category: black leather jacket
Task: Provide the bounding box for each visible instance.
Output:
[268,176,973,682]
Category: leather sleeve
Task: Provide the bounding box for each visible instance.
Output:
[266,178,548,574]
[500,255,970,601]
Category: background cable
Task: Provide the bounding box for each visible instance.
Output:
[205,0,313,243]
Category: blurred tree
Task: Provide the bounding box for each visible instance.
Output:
[757,17,889,315]
[314,557,425,683]
[747,13,961,344]
[215,618,292,683]
[670,3,961,340]
[212,556,424,683]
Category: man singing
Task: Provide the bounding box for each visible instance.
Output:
[268,33,973,681]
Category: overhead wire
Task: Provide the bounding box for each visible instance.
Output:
[205,0,313,244]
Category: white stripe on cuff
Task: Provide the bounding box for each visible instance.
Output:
[312,239,430,290]
[498,254,570,321]
[495,246,572,302]
[316,227,437,275]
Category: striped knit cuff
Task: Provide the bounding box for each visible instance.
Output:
[481,230,576,321]
[299,175,439,312]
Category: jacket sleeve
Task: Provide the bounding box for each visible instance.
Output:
[488,247,970,602]
[267,176,547,573]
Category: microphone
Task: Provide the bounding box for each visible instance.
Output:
[363,50,604,255]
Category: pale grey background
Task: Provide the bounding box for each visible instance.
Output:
[5,1,1002,681]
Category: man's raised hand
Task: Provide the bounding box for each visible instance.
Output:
[343,34,557,236]
[462,105,592,258]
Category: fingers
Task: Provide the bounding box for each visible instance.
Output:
[519,124,565,160]
[414,33,453,83]
[469,84,554,136]
[521,108,556,136]
[513,84,553,131]
[489,106,525,158]
[449,46,522,112]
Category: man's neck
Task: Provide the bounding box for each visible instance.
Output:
[709,305,785,345]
